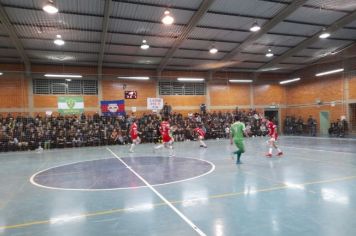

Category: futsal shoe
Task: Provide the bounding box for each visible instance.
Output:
[265,153,272,158]
[277,152,283,157]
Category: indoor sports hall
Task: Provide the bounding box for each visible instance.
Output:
[0,0,356,236]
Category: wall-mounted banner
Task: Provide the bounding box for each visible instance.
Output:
[101,100,125,116]
[58,96,84,114]
[125,91,137,99]
[147,98,163,110]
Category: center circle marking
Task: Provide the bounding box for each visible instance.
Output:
[30,156,215,191]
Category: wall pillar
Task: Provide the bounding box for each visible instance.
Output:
[249,83,254,109]
[26,73,34,116]
[206,71,212,111]
[98,77,103,115]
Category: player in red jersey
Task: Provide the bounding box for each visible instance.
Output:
[154,117,176,156]
[129,119,141,153]
[193,124,207,148]
[265,117,283,157]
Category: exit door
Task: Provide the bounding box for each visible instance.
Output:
[319,111,330,136]
[264,110,279,125]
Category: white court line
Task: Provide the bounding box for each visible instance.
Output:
[281,145,356,155]
[283,136,356,142]
[106,147,206,236]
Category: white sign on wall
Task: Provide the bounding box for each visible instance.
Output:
[147,98,163,110]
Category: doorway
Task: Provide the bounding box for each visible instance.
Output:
[349,103,356,133]
[264,109,279,126]
[319,111,330,136]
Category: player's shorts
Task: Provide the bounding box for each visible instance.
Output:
[234,139,245,153]
[132,136,140,143]
[162,134,173,143]
[131,134,138,140]
[198,135,204,140]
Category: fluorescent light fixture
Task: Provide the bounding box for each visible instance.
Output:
[250,22,261,32]
[44,74,82,78]
[260,67,280,72]
[229,79,253,83]
[117,76,150,80]
[140,40,149,50]
[177,78,204,82]
[279,78,300,85]
[162,10,174,25]
[316,68,344,77]
[43,1,58,14]
[209,46,218,54]
[47,55,75,61]
[319,32,330,39]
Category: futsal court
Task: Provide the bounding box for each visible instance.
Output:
[1,136,356,236]
[1,0,356,235]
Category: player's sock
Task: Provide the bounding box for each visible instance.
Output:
[199,140,207,147]
[169,147,175,157]
[129,143,135,152]
[236,150,242,163]
[269,148,273,154]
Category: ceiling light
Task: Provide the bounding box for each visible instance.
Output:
[266,49,274,57]
[54,35,64,46]
[162,10,174,25]
[250,22,261,32]
[0,72,3,76]
[229,79,253,83]
[65,79,72,82]
[279,78,300,85]
[118,76,150,80]
[209,46,218,54]
[260,67,280,72]
[44,74,82,78]
[319,32,330,39]
[177,78,205,82]
[315,68,344,77]
[48,55,75,61]
[43,1,58,14]
[54,39,65,46]
[140,40,149,50]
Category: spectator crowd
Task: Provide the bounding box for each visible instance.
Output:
[1,110,348,152]
[284,115,348,137]
[0,109,268,152]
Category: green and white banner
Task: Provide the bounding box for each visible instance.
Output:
[58,96,84,114]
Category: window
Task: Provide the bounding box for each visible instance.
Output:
[51,80,66,94]
[33,79,98,95]
[159,81,172,95]
[158,81,205,95]
[33,79,50,94]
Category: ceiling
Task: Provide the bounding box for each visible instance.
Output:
[0,0,355,74]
